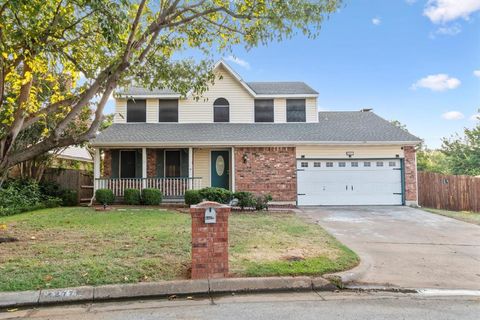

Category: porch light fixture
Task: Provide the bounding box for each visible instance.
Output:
[346,151,354,158]
[242,153,248,163]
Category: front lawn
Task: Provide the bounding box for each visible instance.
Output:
[0,207,358,292]
[422,208,480,226]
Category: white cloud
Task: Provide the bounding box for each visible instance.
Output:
[470,113,480,121]
[108,92,114,101]
[411,74,461,91]
[474,70,480,77]
[434,23,462,35]
[224,55,250,69]
[424,0,480,24]
[442,111,465,120]
[372,17,381,25]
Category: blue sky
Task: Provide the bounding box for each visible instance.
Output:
[106,0,480,148]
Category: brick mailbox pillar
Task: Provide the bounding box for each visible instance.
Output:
[190,201,230,279]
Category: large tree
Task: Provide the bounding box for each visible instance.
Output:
[441,123,480,176]
[0,0,342,181]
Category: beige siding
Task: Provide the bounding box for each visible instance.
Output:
[146,99,159,123]
[114,99,127,123]
[274,98,286,123]
[179,65,254,123]
[296,145,405,159]
[193,148,210,188]
[306,98,318,123]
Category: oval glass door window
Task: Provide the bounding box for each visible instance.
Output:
[216,155,225,176]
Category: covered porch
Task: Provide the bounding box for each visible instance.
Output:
[93,147,234,199]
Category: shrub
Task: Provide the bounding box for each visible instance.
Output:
[234,191,256,210]
[95,189,115,205]
[184,190,202,206]
[198,187,233,204]
[142,188,162,205]
[0,179,62,216]
[61,189,78,206]
[44,196,63,208]
[39,180,63,198]
[124,189,141,205]
[255,194,273,211]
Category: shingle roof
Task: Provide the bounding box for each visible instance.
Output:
[91,112,421,146]
[246,82,318,95]
[116,82,318,96]
[115,86,178,96]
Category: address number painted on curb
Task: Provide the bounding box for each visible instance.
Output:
[205,207,216,224]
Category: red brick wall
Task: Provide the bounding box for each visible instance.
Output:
[147,149,157,177]
[190,202,230,279]
[404,146,417,203]
[103,149,111,178]
[234,147,297,202]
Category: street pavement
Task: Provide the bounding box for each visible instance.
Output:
[1,291,479,320]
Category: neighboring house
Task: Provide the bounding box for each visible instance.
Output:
[91,60,421,206]
[53,146,93,171]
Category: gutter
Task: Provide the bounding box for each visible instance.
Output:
[90,141,421,148]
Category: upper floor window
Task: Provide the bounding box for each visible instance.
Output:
[159,99,178,122]
[127,99,146,122]
[286,99,306,122]
[255,99,274,122]
[213,98,229,122]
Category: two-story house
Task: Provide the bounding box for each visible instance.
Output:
[91,60,421,206]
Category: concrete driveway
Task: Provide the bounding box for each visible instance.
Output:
[300,206,480,290]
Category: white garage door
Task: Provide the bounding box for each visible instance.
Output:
[297,159,403,206]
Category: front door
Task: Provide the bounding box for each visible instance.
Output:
[211,151,229,189]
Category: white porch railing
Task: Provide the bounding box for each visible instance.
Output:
[95,177,202,198]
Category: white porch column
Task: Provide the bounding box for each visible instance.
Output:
[231,147,235,192]
[188,147,193,189]
[94,148,101,191]
[142,147,147,189]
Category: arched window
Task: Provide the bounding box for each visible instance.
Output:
[213,98,229,122]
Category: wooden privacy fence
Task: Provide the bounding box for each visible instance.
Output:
[418,171,480,213]
[42,168,93,204]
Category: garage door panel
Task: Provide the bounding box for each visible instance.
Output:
[297,159,403,206]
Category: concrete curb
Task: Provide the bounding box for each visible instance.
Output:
[0,276,336,309]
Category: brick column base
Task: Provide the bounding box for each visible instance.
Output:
[190,201,230,279]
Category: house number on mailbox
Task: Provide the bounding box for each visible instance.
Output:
[205,207,216,224]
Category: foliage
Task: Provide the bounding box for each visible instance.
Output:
[441,124,480,176]
[124,188,141,205]
[95,189,115,205]
[254,194,273,211]
[141,188,162,205]
[417,147,449,174]
[234,191,256,210]
[61,189,78,206]
[199,187,233,204]
[0,0,342,180]
[233,191,272,210]
[184,189,202,206]
[0,179,61,216]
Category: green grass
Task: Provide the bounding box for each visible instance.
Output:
[0,207,358,292]
[422,208,480,226]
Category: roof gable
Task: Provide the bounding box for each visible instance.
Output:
[116,60,318,98]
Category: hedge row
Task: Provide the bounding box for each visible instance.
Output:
[184,187,272,210]
[95,188,162,205]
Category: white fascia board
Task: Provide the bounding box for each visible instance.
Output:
[91,140,421,148]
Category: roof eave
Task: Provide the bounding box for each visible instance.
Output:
[91,140,421,148]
